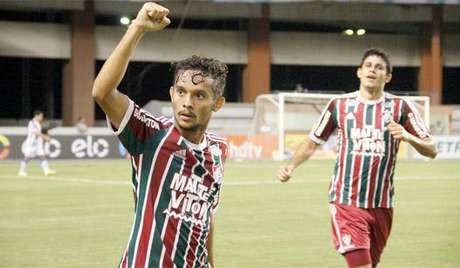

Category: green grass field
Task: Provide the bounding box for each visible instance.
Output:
[1,159,459,268]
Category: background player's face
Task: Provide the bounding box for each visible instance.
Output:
[170,69,225,135]
[35,113,44,123]
[357,55,392,92]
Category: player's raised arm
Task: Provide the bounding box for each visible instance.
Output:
[92,2,170,128]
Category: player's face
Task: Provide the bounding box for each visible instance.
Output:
[35,113,44,122]
[170,70,225,138]
[357,55,392,92]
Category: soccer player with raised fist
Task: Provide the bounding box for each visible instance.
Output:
[92,2,228,267]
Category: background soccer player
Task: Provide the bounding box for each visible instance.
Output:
[92,2,228,268]
[18,110,55,176]
[277,48,437,268]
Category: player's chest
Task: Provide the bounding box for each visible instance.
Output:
[336,100,401,131]
[156,139,224,185]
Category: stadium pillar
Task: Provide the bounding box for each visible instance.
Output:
[62,0,95,126]
[418,5,443,105]
[243,4,271,103]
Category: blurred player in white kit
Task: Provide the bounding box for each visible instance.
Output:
[18,110,56,176]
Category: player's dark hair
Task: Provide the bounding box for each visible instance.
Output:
[360,48,392,74]
[33,110,44,117]
[171,55,228,99]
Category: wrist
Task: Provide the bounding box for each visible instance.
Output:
[287,163,296,170]
[128,21,147,35]
[402,131,412,142]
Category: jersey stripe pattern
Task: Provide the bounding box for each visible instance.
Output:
[109,99,227,268]
[309,91,431,208]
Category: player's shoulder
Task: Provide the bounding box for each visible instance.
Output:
[327,91,358,105]
[384,91,409,101]
[132,101,174,128]
[340,91,359,100]
[206,131,227,143]
[206,131,227,146]
[206,131,228,159]
[154,114,174,127]
[383,92,413,106]
[28,119,39,128]
[384,92,402,100]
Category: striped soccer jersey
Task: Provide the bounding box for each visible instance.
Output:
[309,91,431,208]
[109,99,227,268]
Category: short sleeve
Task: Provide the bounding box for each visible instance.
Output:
[401,99,431,140]
[107,99,172,155]
[210,139,227,215]
[309,98,337,145]
[220,140,229,164]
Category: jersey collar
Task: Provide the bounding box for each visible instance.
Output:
[357,90,385,105]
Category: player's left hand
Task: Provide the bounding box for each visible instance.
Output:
[387,120,411,142]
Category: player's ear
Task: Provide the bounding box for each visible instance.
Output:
[357,67,363,79]
[212,96,225,112]
[169,86,174,101]
[385,72,392,83]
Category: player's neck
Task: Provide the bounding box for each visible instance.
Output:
[359,86,384,101]
[175,125,206,145]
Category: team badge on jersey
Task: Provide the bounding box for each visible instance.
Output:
[383,111,393,126]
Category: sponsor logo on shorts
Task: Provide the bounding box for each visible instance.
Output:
[342,234,352,246]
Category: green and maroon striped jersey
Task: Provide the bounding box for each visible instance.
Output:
[309,91,431,208]
[109,99,227,268]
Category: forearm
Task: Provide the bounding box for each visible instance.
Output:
[406,135,437,159]
[207,221,214,267]
[92,25,145,101]
[288,136,318,169]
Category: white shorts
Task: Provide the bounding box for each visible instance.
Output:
[22,140,45,158]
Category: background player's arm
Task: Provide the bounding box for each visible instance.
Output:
[278,98,336,182]
[388,121,437,158]
[92,2,170,128]
[207,219,215,267]
[278,136,319,182]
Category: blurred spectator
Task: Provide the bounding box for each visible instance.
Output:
[76,116,88,135]
[294,83,308,93]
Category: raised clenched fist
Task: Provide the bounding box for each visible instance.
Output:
[131,2,170,32]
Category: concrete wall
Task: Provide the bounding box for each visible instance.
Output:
[1,21,460,67]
